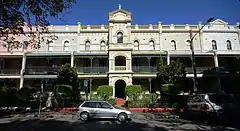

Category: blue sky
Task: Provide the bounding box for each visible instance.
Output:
[48,0,240,25]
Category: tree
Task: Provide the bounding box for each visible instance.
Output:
[56,63,80,101]
[157,57,186,85]
[0,0,76,51]
[157,57,187,109]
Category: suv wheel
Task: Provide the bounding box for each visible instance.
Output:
[118,113,127,123]
[80,112,89,121]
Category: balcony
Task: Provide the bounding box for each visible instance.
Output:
[132,66,157,73]
[185,67,213,74]
[76,67,108,74]
[25,66,60,75]
[0,69,21,75]
[133,66,216,74]
[115,66,126,71]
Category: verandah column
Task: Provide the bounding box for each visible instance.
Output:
[213,51,219,67]
[166,51,170,65]
[70,51,74,67]
[19,52,27,88]
[148,78,152,93]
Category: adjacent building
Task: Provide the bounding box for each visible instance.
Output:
[0,7,240,98]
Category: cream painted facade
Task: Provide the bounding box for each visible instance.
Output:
[0,8,240,98]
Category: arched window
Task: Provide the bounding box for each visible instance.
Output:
[47,41,53,51]
[171,40,176,50]
[212,40,217,50]
[85,40,91,50]
[117,32,123,43]
[149,40,155,50]
[134,40,139,50]
[63,40,69,51]
[226,40,232,50]
[100,40,106,50]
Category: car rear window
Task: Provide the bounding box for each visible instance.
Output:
[209,94,235,103]
[81,102,96,108]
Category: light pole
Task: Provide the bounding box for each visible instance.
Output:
[190,17,215,93]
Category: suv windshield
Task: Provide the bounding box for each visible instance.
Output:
[209,94,235,103]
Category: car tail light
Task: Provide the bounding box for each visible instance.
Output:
[200,104,209,110]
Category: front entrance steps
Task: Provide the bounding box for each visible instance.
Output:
[115,98,126,107]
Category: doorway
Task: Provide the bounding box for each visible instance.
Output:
[115,80,126,99]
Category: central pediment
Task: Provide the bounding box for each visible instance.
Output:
[108,9,132,22]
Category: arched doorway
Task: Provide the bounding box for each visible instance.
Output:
[115,80,126,99]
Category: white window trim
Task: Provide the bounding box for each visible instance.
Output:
[63,39,70,51]
[47,41,55,51]
[85,40,91,50]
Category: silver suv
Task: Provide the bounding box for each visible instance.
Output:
[78,101,132,123]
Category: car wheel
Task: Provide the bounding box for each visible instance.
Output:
[117,113,127,123]
[80,112,89,121]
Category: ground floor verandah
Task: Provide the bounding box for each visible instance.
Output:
[1,74,239,99]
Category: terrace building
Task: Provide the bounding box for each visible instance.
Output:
[0,7,240,98]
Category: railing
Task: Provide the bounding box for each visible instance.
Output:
[132,66,157,73]
[185,67,212,74]
[132,66,218,74]
[25,66,60,75]
[0,69,21,75]
[115,66,126,71]
[76,67,108,74]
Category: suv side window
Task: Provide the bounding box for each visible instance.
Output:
[81,102,96,108]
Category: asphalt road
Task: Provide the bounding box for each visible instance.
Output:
[0,112,238,131]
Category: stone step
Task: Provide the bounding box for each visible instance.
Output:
[115,98,126,106]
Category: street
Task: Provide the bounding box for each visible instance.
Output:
[0,112,239,131]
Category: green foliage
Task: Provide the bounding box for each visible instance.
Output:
[15,87,37,102]
[90,93,100,100]
[57,63,78,86]
[157,58,186,85]
[125,85,142,100]
[1,0,76,50]
[57,63,80,101]
[53,84,75,107]
[128,93,159,108]
[107,98,116,106]
[96,85,113,100]
[0,87,18,107]
[161,84,180,95]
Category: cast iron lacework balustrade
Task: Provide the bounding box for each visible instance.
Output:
[76,67,108,74]
[0,69,21,74]
[25,66,60,75]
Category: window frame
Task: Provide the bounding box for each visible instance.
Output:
[212,40,217,50]
[85,40,91,50]
[226,40,232,50]
[170,40,177,50]
[63,40,70,51]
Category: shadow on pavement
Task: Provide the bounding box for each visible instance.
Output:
[0,119,168,131]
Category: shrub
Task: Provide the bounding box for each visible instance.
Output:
[125,85,142,100]
[0,87,18,107]
[128,93,159,108]
[90,93,101,100]
[53,84,75,107]
[107,98,116,106]
[96,85,113,100]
